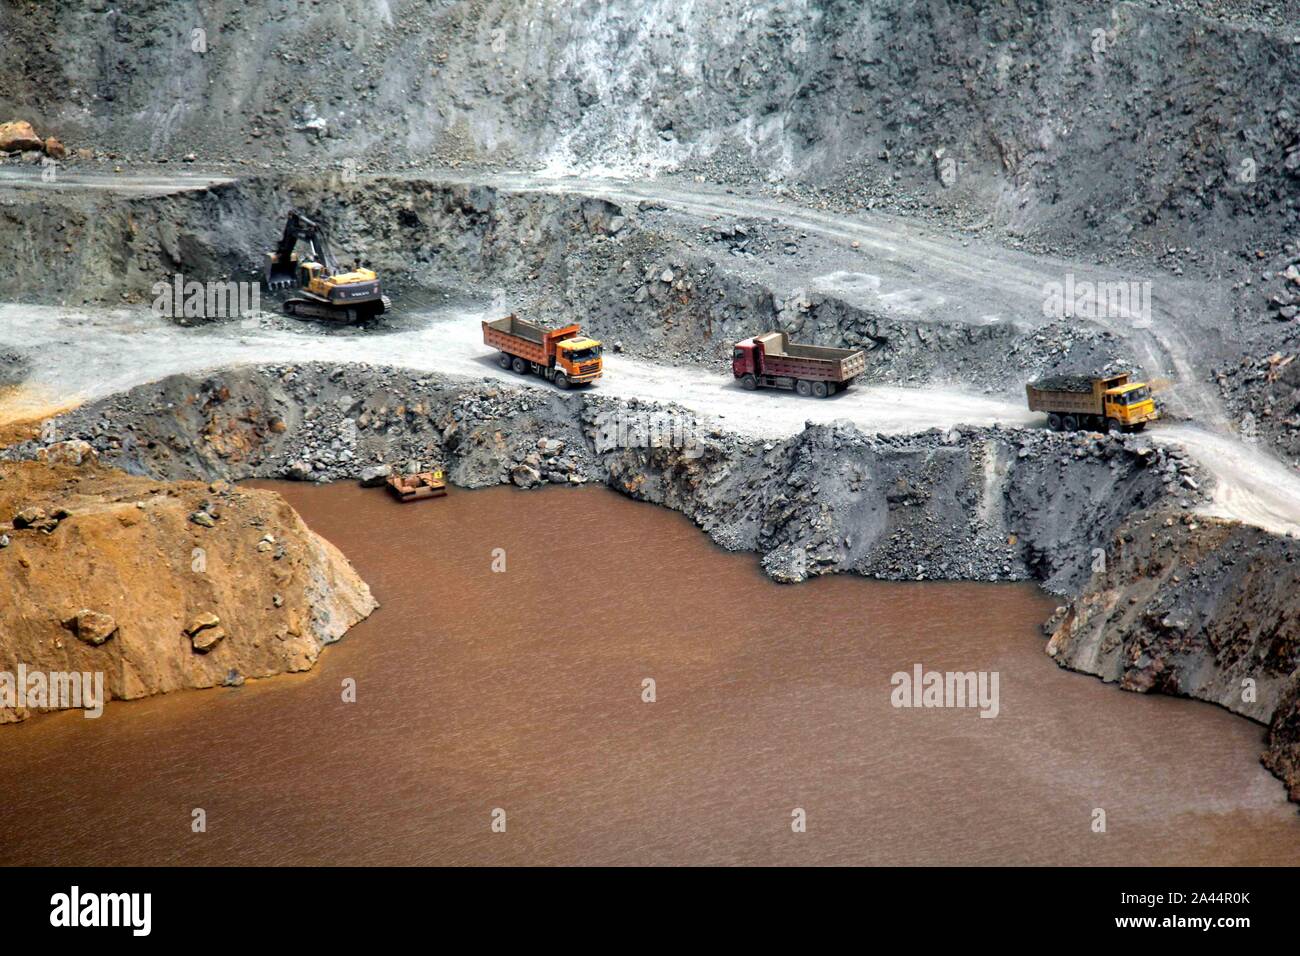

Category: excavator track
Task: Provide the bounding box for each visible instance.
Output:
[283,298,360,323]
[282,294,389,324]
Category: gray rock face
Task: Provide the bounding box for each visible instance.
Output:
[358,464,392,487]
[5,1,1296,259]
[1047,511,1300,803]
[13,363,1204,595]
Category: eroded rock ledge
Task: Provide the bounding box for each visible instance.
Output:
[1047,512,1300,802]
[4,363,1205,596]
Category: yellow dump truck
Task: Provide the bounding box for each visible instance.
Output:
[1026,372,1158,432]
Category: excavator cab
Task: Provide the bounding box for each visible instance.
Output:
[299,261,324,289]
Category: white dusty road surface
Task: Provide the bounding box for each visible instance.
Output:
[0,167,234,197]
[0,169,1294,537]
[1155,425,1300,539]
[3,302,1299,539]
[0,302,1035,438]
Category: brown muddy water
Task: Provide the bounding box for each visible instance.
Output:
[2,482,1298,866]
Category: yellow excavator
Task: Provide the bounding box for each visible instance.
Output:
[263,211,390,322]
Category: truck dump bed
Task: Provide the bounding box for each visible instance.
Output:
[1025,372,1130,416]
[485,314,548,344]
[754,331,867,383]
[483,314,579,366]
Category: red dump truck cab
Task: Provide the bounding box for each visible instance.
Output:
[483,314,602,389]
[733,331,866,398]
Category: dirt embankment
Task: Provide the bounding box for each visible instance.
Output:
[1047,511,1300,800]
[5,362,1202,595]
[0,446,376,722]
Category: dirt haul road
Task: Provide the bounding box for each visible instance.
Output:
[0,302,1035,437]
[0,167,234,197]
[0,164,1229,424]
[0,169,1286,534]
[433,172,1231,428]
[2,303,1298,540]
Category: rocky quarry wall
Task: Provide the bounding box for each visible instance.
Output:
[2,0,1297,255]
[1047,511,1300,802]
[3,362,1201,599]
[0,175,1134,397]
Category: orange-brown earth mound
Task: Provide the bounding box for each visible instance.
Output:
[0,445,376,721]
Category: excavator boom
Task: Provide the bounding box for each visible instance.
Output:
[265,211,341,290]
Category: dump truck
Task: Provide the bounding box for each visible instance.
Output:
[483,314,603,389]
[732,331,867,397]
[1025,372,1158,432]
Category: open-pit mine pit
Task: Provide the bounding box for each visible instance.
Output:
[2,0,1299,903]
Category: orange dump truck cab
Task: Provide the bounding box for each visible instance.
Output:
[483,314,602,389]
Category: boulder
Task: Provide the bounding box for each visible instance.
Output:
[0,120,43,153]
[12,506,47,529]
[191,627,226,653]
[184,612,221,637]
[359,464,392,487]
[12,506,60,533]
[35,440,96,467]
[510,463,542,488]
[65,609,118,646]
[43,136,66,159]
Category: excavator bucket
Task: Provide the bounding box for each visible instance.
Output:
[264,251,299,292]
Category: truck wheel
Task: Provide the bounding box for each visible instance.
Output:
[555,373,570,390]
[511,357,528,374]
[796,380,812,397]
[1047,413,1062,431]
[1063,414,1079,431]
[1106,418,1121,433]
[497,352,512,370]
[740,373,757,390]
[813,381,829,398]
